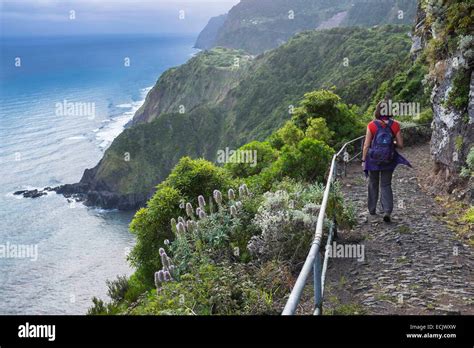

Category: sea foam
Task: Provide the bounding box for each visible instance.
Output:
[95,86,152,150]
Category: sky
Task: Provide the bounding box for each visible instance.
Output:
[0,0,239,37]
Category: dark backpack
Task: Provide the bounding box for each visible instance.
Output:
[369,119,395,164]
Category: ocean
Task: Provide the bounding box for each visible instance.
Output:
[0,34,198,314]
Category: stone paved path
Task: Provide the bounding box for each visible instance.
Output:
[322,142,473,315]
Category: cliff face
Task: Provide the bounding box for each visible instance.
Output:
[411,1,473,196]
[131,48,252,125]
[430,61,473,176]
[196,0,417,54]
[194,14,227,50]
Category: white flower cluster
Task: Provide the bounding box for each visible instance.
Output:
[154,248,176,288]
[248,190,320,262]
[156,184,251,288]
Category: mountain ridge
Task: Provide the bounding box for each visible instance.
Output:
[195,0,417,54]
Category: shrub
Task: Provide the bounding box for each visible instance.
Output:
[88,297,107,315]
[129,263,274,315]
[165,157,232,201]
[291,90,363,144]
[87,297,120,315]
[128,186,182,286]
[124,273,149,304]
[248,189,320,267]
[445,68,471,110]
[106,275,129,304]
[292,90,342,129]
[242,158,285,194]
[305,117,335,144]
[269,121,304,148]
[247,180,356,268]
[254,261,293,300]
[328,182,357,230]
[414,108,433,124]
[128,157,232,286]
[166,184,258,273]
[279,138,334,182]
[225,141,278,178]
[460,146,474,177]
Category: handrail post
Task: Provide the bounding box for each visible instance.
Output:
[313,251,322,315]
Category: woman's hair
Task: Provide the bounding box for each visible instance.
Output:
[374,100,392,120]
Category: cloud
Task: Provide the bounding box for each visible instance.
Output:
[0,0,239,36]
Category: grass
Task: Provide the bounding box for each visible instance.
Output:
[325,294,367,315]
[396,256,410,264]
[338,275,348,288]
[397,225,412,234]
[435,195,474,246]
[331,303,367,315]
[462,206,474,224]
[375,294,396,303]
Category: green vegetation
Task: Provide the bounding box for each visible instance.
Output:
[462,207,474,224]
[455,136,464,152]
[414,108,433,124]
[199,47,250,68]
[89,90,358,315]
[228,26,412,144]
[368,55,431,119]
[128,157,232,284]
[460,147,474,178]
[343,0,417,27]
[445,68,471,110]
[224,141,278,178]
[397,225,412,234]
[291,90,363,146]
[422,0,473,111]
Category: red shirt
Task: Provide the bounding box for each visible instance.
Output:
[368,119,400,136]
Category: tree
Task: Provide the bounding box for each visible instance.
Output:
[291,89,364,145]
[279,138,334,182]
[305,117,335,144]
[225,141,278,178]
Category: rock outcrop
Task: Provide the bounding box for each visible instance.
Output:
[410,1,473,195]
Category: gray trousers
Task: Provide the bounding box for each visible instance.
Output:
[368,170,393,215]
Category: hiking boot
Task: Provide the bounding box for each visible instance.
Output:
[366,213,377,223]
[383,214,391,223]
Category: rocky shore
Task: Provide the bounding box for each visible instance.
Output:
[14,183,147,211]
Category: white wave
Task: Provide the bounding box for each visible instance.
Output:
[91,207,119,214]
[95,86,153,150]
[66,136,86,141]
[5,192,24,199]
[116,103,133,108]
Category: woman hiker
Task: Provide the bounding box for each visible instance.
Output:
[362,101,412,223]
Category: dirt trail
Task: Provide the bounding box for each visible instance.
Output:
[321,142,473,315]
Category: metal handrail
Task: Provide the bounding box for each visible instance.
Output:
[282,122,431,315]
[282,135,364,315]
